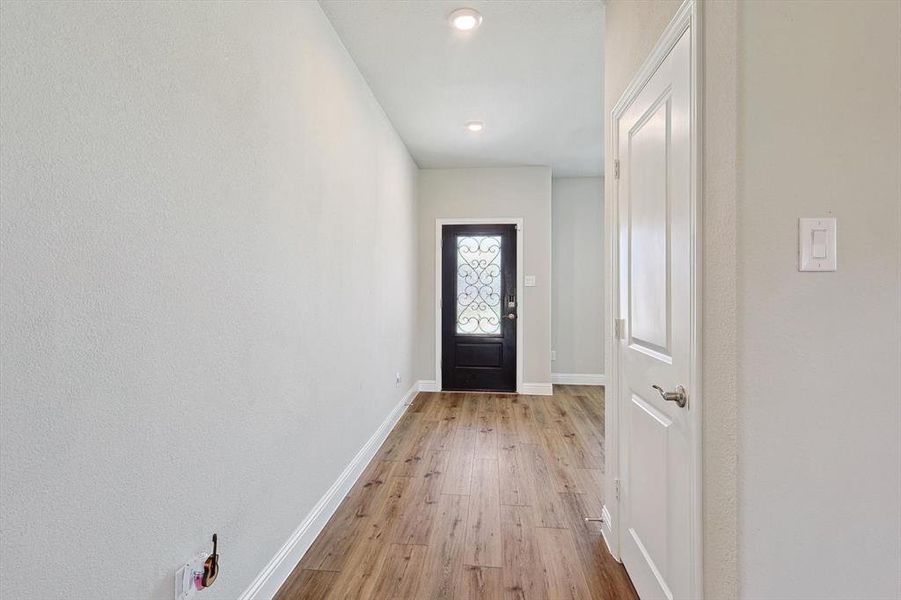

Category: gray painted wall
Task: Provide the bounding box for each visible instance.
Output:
[737,2,900,597]
[415,167,553,387]
[551,177,605,376]
[0,3,418,598]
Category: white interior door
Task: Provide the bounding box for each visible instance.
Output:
[615,25,694,600]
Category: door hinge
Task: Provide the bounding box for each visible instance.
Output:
[614,478,621,501]
[614,159,620,180]
[614,318,626,340]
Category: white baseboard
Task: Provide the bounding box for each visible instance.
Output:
[551,373,608,386]
[520,382,553,396]
[237,382,419,600]
[417,379,440,392]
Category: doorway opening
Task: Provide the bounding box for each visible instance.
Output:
[605,1,703,598]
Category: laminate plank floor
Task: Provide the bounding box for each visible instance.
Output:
[275,385,637,600]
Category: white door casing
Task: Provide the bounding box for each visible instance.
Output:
[434,218,524,394]
[608,1,701,598]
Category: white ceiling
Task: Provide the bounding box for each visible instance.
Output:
[319,0,605,177]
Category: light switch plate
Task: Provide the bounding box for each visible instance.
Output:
[799,217,836,271]
[524,275,536,287]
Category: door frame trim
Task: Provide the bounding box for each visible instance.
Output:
[435,217,524,394]
[604,0,703,595]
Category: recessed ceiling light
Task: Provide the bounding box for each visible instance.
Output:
[466,121,484,132]
[449,8,483,31]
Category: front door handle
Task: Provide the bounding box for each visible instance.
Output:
[652,384,687,408]
[505,313,516,320]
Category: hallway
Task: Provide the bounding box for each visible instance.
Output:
[275,386,636,599]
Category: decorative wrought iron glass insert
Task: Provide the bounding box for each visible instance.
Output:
[456,235,502,335]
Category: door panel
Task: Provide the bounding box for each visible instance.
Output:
[629,98,671,356]
[617,26,693,600]
[455,343,503,367]
[442,224,516,392]
[627,392,672,596]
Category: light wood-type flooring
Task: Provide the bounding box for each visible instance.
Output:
[274,385,637,600]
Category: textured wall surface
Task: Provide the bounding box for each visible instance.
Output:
[699,1,740,597]
[737,1,901,597]
[0,2,418,598]
[415,167,552,386]
[551,177,605,375]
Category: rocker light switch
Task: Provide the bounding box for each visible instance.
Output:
[524,276,536,287]
[811,229,827,259]
[799,218,836,271]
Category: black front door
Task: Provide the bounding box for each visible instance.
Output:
[442,224,517,392]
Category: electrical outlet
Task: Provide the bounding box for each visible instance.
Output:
[395,372,402,386]
[551,350,557,361]
[175,553,207,600]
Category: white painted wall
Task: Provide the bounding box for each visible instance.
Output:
[551,177,605,376]
[0,3,418,599]
[416,167,553,388]
[737,1,900,597]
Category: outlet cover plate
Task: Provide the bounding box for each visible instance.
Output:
[176,553,207,600]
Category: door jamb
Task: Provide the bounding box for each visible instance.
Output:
[435,217,524,394]
[604,0,703,595]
